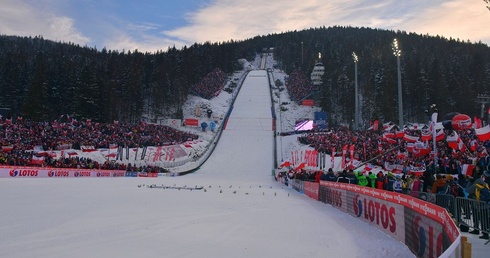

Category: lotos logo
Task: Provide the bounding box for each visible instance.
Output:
[353,195,363,217]
[48,171,69,177]
[325,188,342,207]
[96,172,111,177]
[9,169,38,177]
[74,171,91,177]
[411,216,444,258]
[353,195,396,233]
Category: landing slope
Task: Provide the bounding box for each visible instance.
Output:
[191,70,274,182]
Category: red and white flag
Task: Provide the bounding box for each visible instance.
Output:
[403,134,419,143]
[474,116,482,129]
[421,129,431,141]
[475,125,490,142]
[349,145,355,168]
[447,131,466,151]
[395,130,405,139]
[341,145,347,169]
[1,146,13,152]
[31,155,44,165]
[435,129,445,142]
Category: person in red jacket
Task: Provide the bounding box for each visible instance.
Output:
[375,171,385,190]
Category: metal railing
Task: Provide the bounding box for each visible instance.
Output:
[409,190,489,245]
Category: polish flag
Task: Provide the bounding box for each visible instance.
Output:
[280,161,291,168]
[475,125,490,142]
[395,130,405,139]
[384,132,395,139]
[1,146,13,152]
[403,134,419,143]
[447,131,466,151]
[435,129,445,142]
[421,129,431,141]
[31,155,44,165]
[474,116,482,129]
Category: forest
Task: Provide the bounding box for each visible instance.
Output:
[0,26,489,127]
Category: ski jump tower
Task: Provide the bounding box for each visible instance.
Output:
[310,52,325,86]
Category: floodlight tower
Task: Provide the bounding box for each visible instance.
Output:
[352,52,359,130]
[392,38,403,129]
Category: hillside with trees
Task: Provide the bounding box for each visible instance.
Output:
[1,26,489,127]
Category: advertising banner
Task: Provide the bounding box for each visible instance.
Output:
[304,181,319,200]
[0,166,126,178]
[320,181,459,258]
[314,111,327,130]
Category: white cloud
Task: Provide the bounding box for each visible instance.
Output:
[0,0,488,52]
[402,0,490,44]
[164,0,490,46]
[0,0,89,45]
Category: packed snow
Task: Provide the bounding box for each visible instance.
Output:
[0,56,486,257]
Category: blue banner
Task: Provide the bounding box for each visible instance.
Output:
[314,112,327,130]
[125,171,138,177]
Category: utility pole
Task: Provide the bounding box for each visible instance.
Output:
[477,94,490,125]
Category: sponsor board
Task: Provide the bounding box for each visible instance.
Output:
[350,191,400,236]
[303,182,319,200]
[404,208,451,258]
[125,171,139,177]
[137,172,158,178]
[320,181,459,257]
[0,166,125,178]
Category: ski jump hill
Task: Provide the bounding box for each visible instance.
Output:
[0,67,468,257]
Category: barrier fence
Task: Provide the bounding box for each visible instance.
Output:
[408,190,490,246]
[289,180,464,258]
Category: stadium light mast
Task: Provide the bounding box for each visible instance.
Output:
[392,38,403,129]
[352,52,359,130]
[301,42,304,65]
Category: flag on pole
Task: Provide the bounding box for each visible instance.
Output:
[475,125,490,142]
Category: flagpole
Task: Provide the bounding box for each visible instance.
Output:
[431,110,438,173]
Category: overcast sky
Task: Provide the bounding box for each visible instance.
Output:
[1,0,489,53]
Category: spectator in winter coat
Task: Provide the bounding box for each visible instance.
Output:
[411,176,424,198]
[384,171,396,191]
[432,174,447,193]
[356,171,369,187]
[336,170,350,184]
[346,169,358,185]
[423,167,435,193]
[394,175,403,193]
[375,172,385,190]
[457,174,468,188]
[322,168,337,182]
[368,172,377,188]
[465,172,487,236]
[315,171,322,183]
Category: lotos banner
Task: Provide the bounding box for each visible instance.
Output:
[0,166,126,178]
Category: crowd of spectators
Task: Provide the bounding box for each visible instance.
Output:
[296,126,486,175]
[0,118,198,170]
[285,69,313,101]
[191,68,227,99]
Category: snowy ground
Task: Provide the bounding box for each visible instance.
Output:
[0,57,486,257]
[0,69,415,258]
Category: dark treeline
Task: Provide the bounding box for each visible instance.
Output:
[1,26,490,127]
[0,35,254,123]
[268,26,490,126]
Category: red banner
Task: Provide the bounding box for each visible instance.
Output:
[302,99,314,106]
[185,118,199,127]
